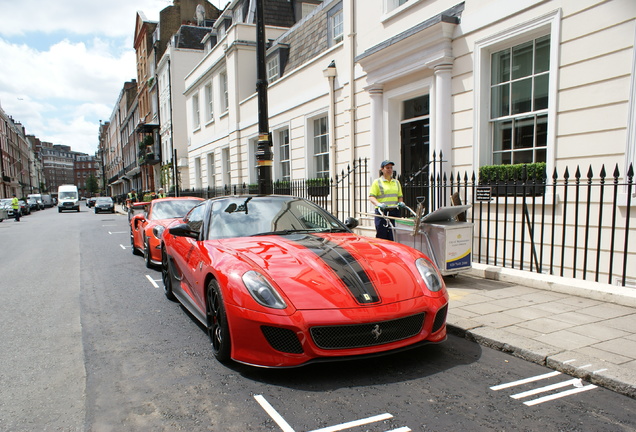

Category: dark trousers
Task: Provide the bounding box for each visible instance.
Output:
[14,209,20,221]
[374,208,399,241]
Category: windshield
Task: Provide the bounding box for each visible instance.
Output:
[152,199,201,220]
[96,197,113,204]
[59,191,77,200]
[208,196,347,239]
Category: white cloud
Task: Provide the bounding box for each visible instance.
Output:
[0,0,166,38]
[0,0,228,155]
[0,0,168,154]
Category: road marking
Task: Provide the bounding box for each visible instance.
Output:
[120,244,129,250]
[511,378,581,399]
[310,413,394,432]
[523,384,597,406]
[490,371,561,391]
[491,360,600,406]
[254,395,409,432]
[146,275,160,288]
[109,231,128,234]
[254,395,295,432]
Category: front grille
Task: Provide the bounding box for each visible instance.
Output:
[432,304,448,333]
[261,326,304,354]
[310,313,425,350]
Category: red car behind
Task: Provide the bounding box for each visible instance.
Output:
[130,197,204,267]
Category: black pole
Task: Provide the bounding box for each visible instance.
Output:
[255,0,272,194]
[173,149,179,197]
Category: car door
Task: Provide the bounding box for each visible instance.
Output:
[171,203,208,312]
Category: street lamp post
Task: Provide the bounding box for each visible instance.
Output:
[255,0,272,194]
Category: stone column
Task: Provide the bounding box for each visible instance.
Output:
[368,86,384,175]
[434,63,452,168]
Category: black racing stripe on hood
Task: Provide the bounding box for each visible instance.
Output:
[287,234,379,304]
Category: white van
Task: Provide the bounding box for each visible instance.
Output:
[57,184,79,212]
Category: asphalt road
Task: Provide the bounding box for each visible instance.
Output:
[1,205,635,432]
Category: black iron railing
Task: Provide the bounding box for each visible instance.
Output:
[180,156,634,287]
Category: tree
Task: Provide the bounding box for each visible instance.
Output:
[86,174,99,195]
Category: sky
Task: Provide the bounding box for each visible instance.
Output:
[0,0,227,156]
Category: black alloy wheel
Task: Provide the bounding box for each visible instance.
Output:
[161,247,176,301]
[206,279,231,363]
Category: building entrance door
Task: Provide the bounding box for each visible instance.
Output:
[400,118,430,178]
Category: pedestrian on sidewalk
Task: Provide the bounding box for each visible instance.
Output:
[368,160,405,241]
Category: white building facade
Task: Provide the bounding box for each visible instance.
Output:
[179,0,635,284]
[184,0,636,191]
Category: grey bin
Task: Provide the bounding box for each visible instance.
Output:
[393,205,473,276]
[0,208,7,221]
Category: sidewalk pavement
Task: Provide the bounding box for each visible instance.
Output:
[444,263,636,399]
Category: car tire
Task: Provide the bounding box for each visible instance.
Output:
[143,237,153,269]
[161,247,176,301]
[206,279,231,363]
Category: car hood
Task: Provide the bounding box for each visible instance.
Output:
[220,233,435,310]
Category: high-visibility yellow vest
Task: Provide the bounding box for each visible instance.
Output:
[11,197,19,209]
[369,177,402,208]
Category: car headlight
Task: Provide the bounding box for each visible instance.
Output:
[242,270,287,309]
[153,225,165,239]
[415,258,443,292]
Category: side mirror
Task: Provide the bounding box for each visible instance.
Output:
[344,217,359,229]
[169,223,200,240]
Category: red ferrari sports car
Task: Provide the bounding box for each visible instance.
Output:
[130,197,204,268]
[161,195,448,368]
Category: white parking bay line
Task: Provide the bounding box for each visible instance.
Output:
[309,413,394,432]
[511,378,581,399]
[254,394,405,432]
[254,395,295,432]
[524,384,597,406]
[109,231,128,234]
[490,371,562,391]
[145,275,160,288]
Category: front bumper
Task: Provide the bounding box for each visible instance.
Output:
[225,295,449,368]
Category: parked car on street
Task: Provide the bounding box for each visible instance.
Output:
[161,195,448,368]
[27,193,45,210]
[94,197,115,214]
[19,200,30,215]
[27,197,40,211]
[0,199,11,221]
[87,197,97,208]
[1,198,22,218]
[130,197,203,268]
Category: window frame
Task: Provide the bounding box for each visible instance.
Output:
[220,72,229,113]
[473,10,560,173]
[274,127,291,182]
[308,115,329,179]
[204,82,214,123]
[192,92,201,130]
[266,56,279,83]
[327,2,344,47]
